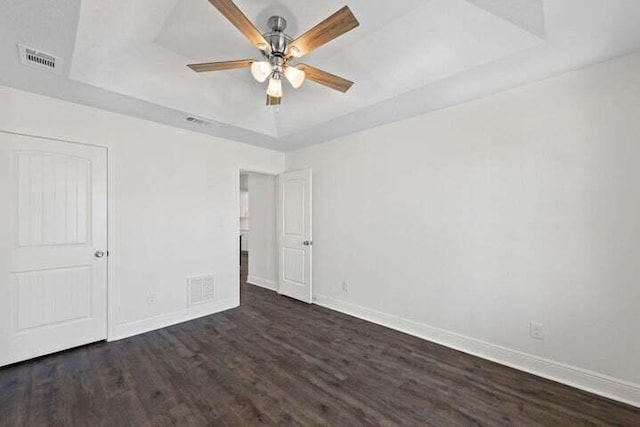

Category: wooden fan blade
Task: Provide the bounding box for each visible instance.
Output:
[187,59,253,72]
[208,0,269,48]
[287,6,359,58]
[297,64,354,93]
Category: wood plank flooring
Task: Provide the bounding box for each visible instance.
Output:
[1,255,639,426]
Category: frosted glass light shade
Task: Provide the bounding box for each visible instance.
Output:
[251,61,273,82]
[266,75,283,98]
[284,66,306,89]
[289,46,302,58]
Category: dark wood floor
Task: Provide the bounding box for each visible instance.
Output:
[1,256,639,426]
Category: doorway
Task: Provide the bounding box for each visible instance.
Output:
[239,172,278,295]
[238,168,313,304]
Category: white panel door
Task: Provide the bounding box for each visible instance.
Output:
[277,169,312,303]
[0,132,108,366]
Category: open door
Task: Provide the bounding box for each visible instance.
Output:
[277,169,312,303]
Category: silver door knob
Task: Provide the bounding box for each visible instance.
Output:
[303,240,313,246]
[94,250,105,258]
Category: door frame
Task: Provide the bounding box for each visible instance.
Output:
[0,130,117,342]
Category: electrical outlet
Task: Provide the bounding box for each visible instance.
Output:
[146,293,157,306]
[342,281,349,293]
[530,322,545,340]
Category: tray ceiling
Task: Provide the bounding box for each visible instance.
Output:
[2,0,640,151]
[69,0,543,138]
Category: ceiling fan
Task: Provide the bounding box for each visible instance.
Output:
[187,0,360,106]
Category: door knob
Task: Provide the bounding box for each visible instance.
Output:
[94,250,105,258]
[303,240,313,246]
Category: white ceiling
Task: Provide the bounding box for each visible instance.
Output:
[2,1,640,151]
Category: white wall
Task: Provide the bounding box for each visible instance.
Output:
[287,53,640,406]
[246,173,278,290]
[0,85,285,339]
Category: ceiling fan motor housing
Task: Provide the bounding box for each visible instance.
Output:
[264,15,292,55]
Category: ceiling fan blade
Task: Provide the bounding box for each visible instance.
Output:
[287,6,359,58]
[208,0,269,49]
[187,59,254,72]
[297,64,354,93]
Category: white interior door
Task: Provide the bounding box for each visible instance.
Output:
[0,132,108,366]
[277,169,312,303]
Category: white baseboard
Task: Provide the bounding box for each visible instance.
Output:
[110,297,238,341]
[313,294,640,408]
[247,275,278,291]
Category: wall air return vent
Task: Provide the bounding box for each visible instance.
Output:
[187,274,216,306]
[18,44,63,74]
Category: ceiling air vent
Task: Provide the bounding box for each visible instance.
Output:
[18,44,63,74]
[187,274,216,306]
[186,116,211,126]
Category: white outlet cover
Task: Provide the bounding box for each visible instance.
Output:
[530,322,545,340]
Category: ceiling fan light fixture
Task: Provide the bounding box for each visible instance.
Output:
[250,61,273,82]
[284,65,306,89]
[188,2,360,105]
[288,46,302,58]
[266,74,283,98]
